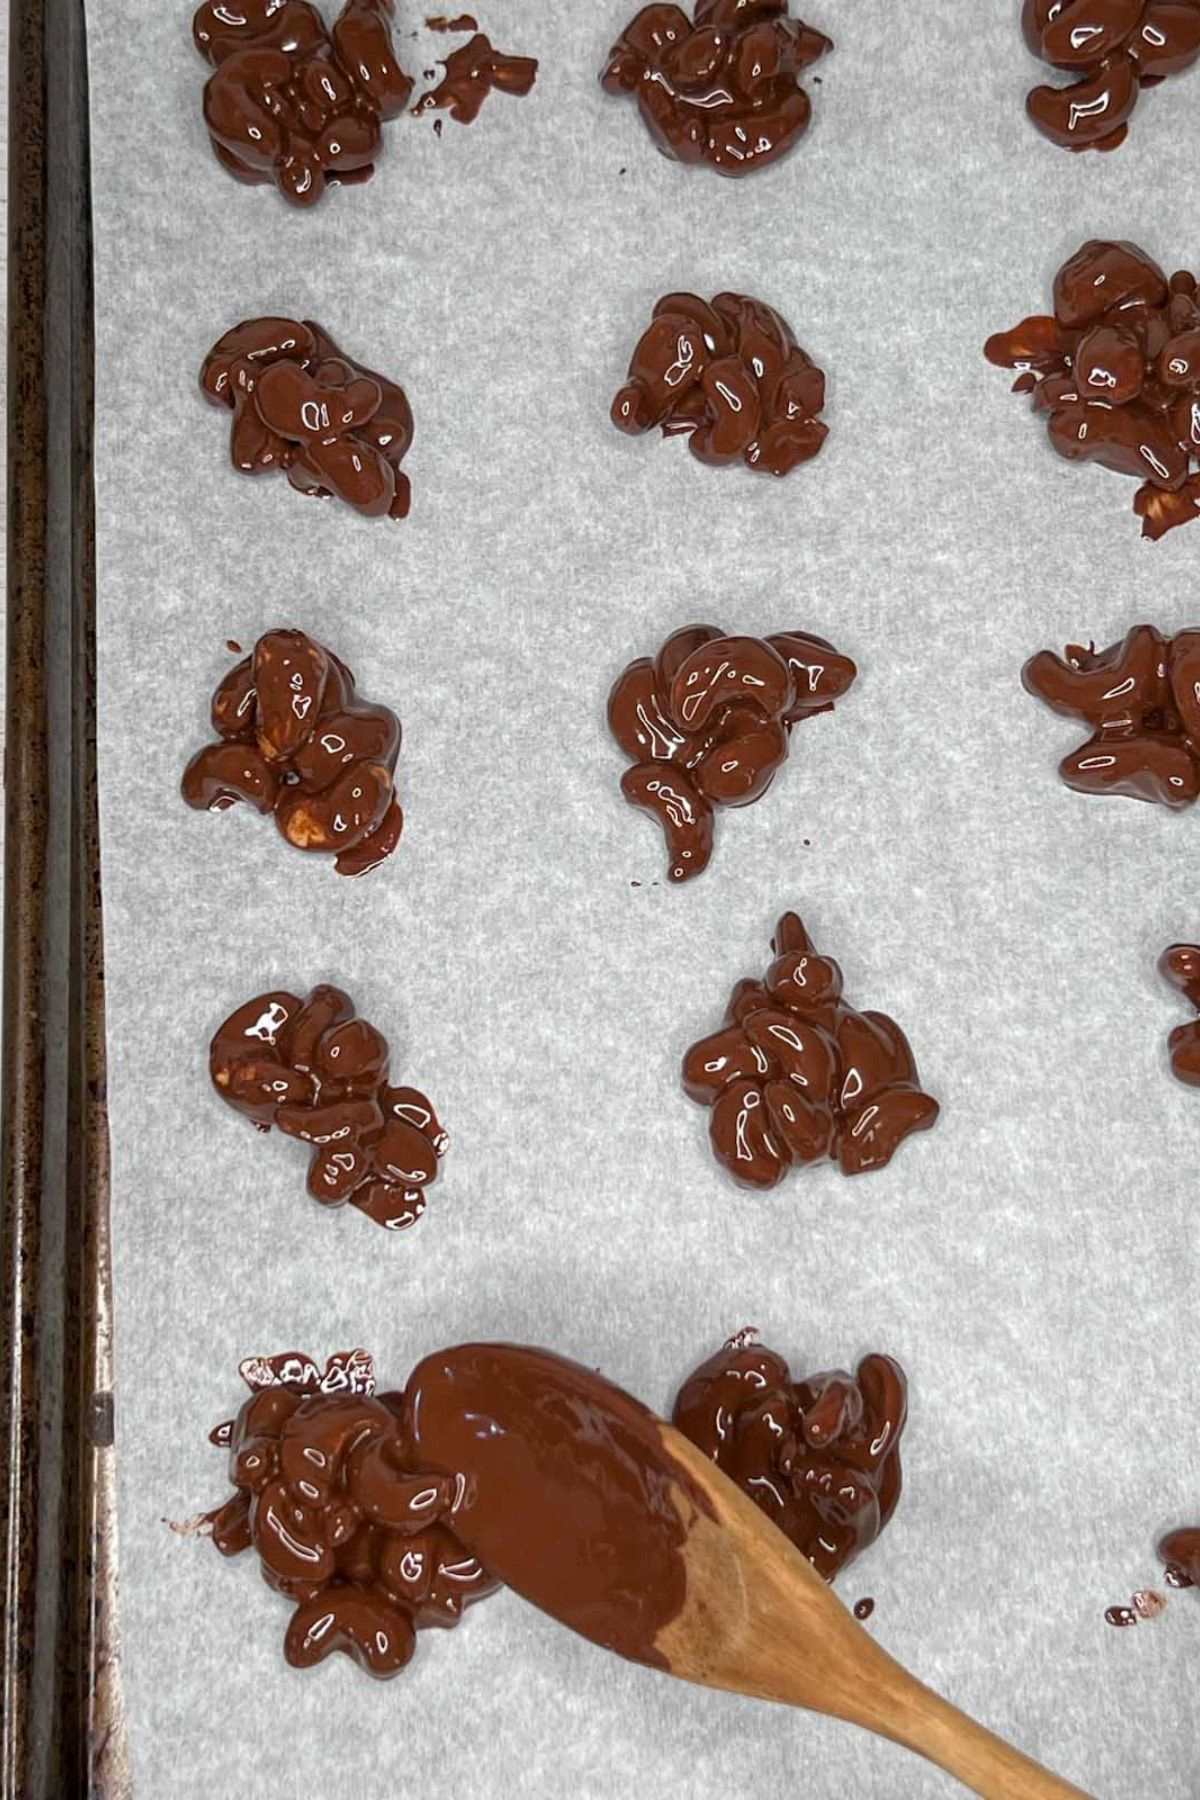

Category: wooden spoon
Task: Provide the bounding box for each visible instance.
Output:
[407,1343,1093,1799]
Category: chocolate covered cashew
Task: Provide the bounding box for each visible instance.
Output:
[613,291,829,476]
[601,0,831,176]
[682,911,938,1186]
[985,241,1200,539]
[609,622,855,881]
[1021,0,1200,154]
[672,1330,907,1580]
[1159,943,1200,1083]
[201,318,413,521]
[210,987,447,1230]
[1022,624,1200,807]
[193,0,414,205]
[200,1350,499,1677]
[182,629,403,876]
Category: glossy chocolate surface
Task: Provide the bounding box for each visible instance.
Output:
[193,0,413,205]
[1021,0,1200,153]
[609,622,855,883]
[613,291,828,476]
[672,1332,907,1581]
[210,986,447,1230]
[406,1342,715,1668]
[412,31,538,124]
[1159,943,1200,1083]
[1159,1526,1200,1586]
[1021,624,1200,807]
[182,629,403,877]
[682,910,938,1187]
[203,1351,499,1678]
[601,1,831,176]
[985,241,1200,539]
[201,318,414,521]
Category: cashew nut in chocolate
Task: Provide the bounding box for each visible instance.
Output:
[985,241,1200,539]
[193,0,413,205]
[1021,0,1200,154]
[182,630,403,877]
[613,291,829,476]
[210,986,447,1230]
[201,1351,500,1677]
[199,1332,907,1676]
[1159,944,1200,1084]
[672,1331,907,1580]
[682,911,939,1186]
[1022,624,1200,806]
[601,1,831,176]
[609,623,855,882]
[201,318,413,521]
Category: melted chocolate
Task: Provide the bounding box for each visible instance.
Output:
[202,1351,499,1678]
[613,291,829,476]
[182,629,403,877]
[601,1,831,176]
[210,986,448,1231]
[1021,0,1200,154]
[1159,944,1200,1083]
[985,241,1200,539]
[412,33,538,123]
[682,910,939,1187]
[1021,625,1200,807]
[1160,1526,1200,1586]
[405,1342,716,1670]
[608,622,856,882]
[671,1334,906,1582]
[201,318,414,521]
[193,0,413,206]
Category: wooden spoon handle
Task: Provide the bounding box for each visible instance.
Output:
[858,1674,1094,1798]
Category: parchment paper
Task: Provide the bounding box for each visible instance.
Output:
[87,4,1199,1794]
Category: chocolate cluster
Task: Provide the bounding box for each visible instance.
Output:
[682,911,938,1187]
[1159,944,1200,1084]
[201,318,413,521]
[672,1332,907,1580]
[612,291,828,476]
[203,1351,499,1678]
[413,30,538,124]
[608,623,856,883]
[1022,0,1200,153]
[985,241,1200,540]
[210,986,447,1231]
[601,1,831,176]
[182,630,403,878]
[1022,624,1200,807]
[193,0,412,205]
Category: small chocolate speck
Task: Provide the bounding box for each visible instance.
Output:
[1165,1563,1193,1589]
[226,639,242,655]
[802,838,811,847]
[813,75,822,83]
[433,118,444,137]
[424,67,437,78]
[619,167,627,175]
[630,880,641,887]
[1104,1605,1138,1628]
[1133,1588,1168,1621]
[853,1597,875,1621]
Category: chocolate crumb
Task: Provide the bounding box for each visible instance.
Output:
[225,639,242,654]
[1132,1589,1168,1621]
[1105,1605,1139,1629]
[853,1597,875,1621]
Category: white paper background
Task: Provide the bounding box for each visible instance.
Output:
[88,4,1199,1795]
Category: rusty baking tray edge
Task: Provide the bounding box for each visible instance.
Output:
[2,2,128,1795]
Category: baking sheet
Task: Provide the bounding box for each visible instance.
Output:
[87,3,1199,1794]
